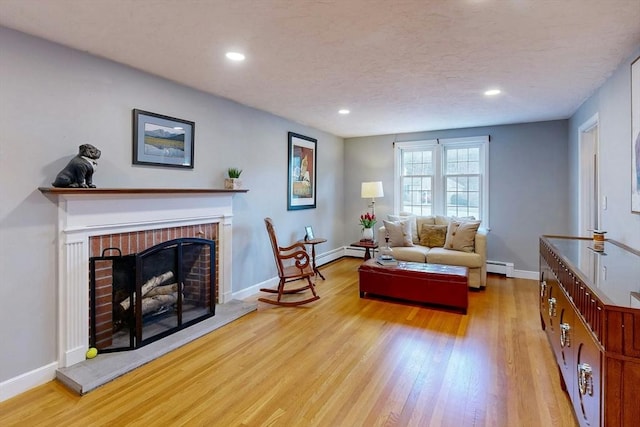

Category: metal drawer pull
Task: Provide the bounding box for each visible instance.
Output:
[540,281,547,298]
[548,297,557,317]
[560,323,571,347]
[577,363,593,396]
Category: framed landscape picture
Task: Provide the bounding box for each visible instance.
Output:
[133,109,194,168]
[632,57,640,213]
[287,132,317,210]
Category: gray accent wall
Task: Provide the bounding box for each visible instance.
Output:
[569,47,640,250]
[345,121,570,273]
[0,27,344,384]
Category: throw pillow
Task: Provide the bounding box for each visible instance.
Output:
[415,215,436,242]
[419,224,447,247]
[435,215,475,225]
[435,215,451,225]
[444,220,481,253]
[382,219,414,247]
[389,213,436,244]
[388,213,418,244]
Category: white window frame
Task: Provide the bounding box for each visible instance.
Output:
[393,136,489,228]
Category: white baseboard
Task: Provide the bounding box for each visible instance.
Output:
[485,260,537,280]
[344,246,369,258]
[316,246,347,264]
[0,361,58,402]
[513,269,539,280]
[486,260,515,277]
[232,276,278,300]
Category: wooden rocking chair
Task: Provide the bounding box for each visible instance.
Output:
[259,217,320,306]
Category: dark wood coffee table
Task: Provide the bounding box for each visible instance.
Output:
[358,259,469,313]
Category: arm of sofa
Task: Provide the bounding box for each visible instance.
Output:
[475,228,488,287]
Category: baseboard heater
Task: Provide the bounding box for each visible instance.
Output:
[486,260,515,277]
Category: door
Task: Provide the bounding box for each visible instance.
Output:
[578,114,600,235]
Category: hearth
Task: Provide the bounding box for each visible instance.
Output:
[90,238,215,352]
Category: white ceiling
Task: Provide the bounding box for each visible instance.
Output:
[1,0,639,138]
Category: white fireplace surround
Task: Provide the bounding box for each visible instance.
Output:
[43,188,238,369]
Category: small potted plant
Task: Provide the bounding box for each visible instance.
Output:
[224,168,243,189]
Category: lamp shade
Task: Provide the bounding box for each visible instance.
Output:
[361,181,384,198]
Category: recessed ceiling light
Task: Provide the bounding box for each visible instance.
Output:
[338,109,350,115]
[484,89,501,96]
[225,52,245,61]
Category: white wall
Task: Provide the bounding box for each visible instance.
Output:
[569,47,640,249]
[0,27,344,389]
[344,121,570,273]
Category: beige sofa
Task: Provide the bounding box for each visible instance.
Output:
[378,214,487,289]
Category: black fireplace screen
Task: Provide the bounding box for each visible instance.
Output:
[90,238,215,352]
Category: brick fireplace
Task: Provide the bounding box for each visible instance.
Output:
[90,228,217,351]
[40,188,241,368]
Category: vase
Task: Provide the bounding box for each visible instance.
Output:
[224,178,242,190]
[362,227,374,241]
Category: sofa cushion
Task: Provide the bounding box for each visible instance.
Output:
[419,224,447,247]
[427,247,484,268]
[444,220,481,253]
[383,219,413,247]
[389,245,429,262]
[389,213,435,244]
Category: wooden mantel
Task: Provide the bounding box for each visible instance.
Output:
[39,187,248,195]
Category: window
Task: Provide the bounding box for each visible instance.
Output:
[394,136,489,226]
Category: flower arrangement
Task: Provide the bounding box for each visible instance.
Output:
[359,212,376,230]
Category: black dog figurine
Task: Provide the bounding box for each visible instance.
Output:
[52,144,101,188]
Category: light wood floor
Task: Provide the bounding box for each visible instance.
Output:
[0,258,577,427]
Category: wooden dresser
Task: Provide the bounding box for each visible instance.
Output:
[539,236,640,427]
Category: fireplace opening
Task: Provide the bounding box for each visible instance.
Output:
[90,238,216,352]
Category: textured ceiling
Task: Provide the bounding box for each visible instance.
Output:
[1,0,639,138]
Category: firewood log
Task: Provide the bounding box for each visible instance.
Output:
[120,271,174,310]
[145,282,180,298]
[140,293,178,316]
